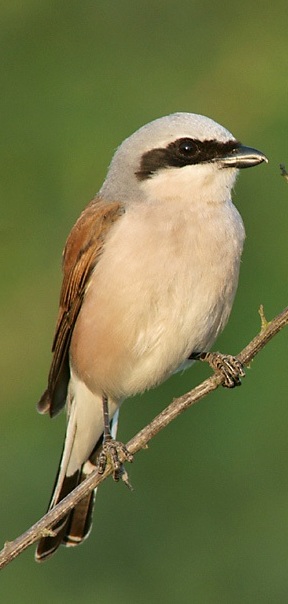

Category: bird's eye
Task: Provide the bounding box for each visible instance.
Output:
[177,138,198,157]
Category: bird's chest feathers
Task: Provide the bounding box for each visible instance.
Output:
[118,198,243,292]
[75,196,245,395]
[96,197,244,353]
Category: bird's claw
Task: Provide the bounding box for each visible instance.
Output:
[98,438,133,487]
[200,351,245,388]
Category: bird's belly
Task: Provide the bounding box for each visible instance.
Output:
[71,254,238,398]
[122,274,235,393]
[70,202,244,398]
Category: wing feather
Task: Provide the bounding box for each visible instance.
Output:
[37,198,124,417]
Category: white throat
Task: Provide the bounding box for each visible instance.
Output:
[140,163,238,208]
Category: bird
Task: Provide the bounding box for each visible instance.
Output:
[35,112,267,561]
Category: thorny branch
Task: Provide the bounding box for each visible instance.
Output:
[1,304,288,570]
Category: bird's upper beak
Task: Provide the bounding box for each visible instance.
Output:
[217,144,268,169]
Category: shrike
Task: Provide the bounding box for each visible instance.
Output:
[35,112,267,561]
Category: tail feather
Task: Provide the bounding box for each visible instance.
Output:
[63,486,96,547]
[35,471,80,561]
[35,464,97,562]
[35,408,120,562]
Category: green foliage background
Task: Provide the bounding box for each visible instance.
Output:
[1,1,288,601]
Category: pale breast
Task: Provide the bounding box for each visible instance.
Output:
[70,197,245,398]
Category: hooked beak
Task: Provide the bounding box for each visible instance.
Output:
[217,144,268,169]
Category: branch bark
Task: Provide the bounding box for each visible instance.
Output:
[1,304,288,570]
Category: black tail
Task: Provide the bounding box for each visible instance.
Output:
[35,410,119,562]
[35,467,95,562]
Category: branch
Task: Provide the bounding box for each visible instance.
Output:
[280,164,288,183]
[1,304,288,570]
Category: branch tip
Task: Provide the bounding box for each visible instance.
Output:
[259,304,270,333]
[280,164,288,182]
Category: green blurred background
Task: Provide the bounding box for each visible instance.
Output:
[1,1,288,601]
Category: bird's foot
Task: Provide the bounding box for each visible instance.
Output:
[98,438,133,488]
[199,351,245,388]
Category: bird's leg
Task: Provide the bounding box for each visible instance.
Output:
[189,351,245,388]
[97,394,133,486]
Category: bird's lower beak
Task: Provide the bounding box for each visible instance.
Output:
[217,144,268,169]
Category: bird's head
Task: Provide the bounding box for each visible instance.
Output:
[100,113,267,206]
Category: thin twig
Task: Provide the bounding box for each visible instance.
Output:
[280,164,288,183]
[1,304,288,570]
